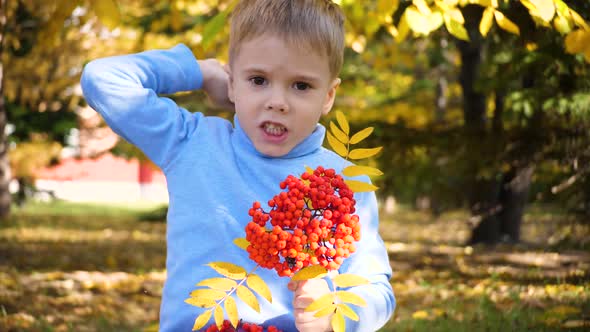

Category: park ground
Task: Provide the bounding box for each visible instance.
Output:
[0,201,589,331]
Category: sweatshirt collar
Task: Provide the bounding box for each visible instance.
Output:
[232,114,325,159]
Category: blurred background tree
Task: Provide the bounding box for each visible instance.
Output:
[0,0,588,248]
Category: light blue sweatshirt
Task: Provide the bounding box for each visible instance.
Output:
[81,44,395,332]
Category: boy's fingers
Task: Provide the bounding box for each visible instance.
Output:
[287,280,299,291]
[293,294,315,309]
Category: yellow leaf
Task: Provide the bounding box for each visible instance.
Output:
[189,289,227,301]
[494,10,520,35]
[349,127,374,144]
[305,165,314,174]
[337,303,360,321]
[314,304,337,317]
[342,165,383,177]
[196,278,237,291]
[225,296,239,328]
[406,6,443,35]
[396,14,410,42]
[233,238,249,250]
[330,122,349,144]
[336,291,367,307]
[348,147,383,159]
[305,293,335,312]
[527,0,555,22]
[236,285,260,313]
[185,296,217,308]
[479,7,495,37]
[192,310,212,331]
[345,180,379,193]
[331,311,346,332]
[335,111,350,134]
[332,274,370,288]
[378,0,399,17]
[413,0,432,15]
[291,265,328,281]
[214,305,224,328]
[569,8,589,30]
[564,29,590,54]
[208,262,247,280]
[444,15,469,41]
[553,13,571,34]
[247,274,272,303]
[326,132,349,158]
[90,0,121,30]
[412,310,429,319]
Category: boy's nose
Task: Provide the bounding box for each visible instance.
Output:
[265,89,289,113]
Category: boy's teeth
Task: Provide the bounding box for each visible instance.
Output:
[264,123,286,136]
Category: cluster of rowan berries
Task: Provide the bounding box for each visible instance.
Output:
[204,320,281,332]
[245,166,361,277]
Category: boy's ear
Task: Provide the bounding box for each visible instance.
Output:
[225,64,235,103]
[322,78,341,116]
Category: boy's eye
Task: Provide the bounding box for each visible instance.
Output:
[250,76,266,85]
[294,82,310,91]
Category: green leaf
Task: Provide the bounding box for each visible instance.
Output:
[331,311,346,332]
[189,289,227,301]
[349,127,374,145]
[304,293,335,312]
[214,305,224,328]
[247,274,272,303]
[348,147,383,160]
[336,291,367,307]
[326,131,349,158]
[192,310,212,331]
[233,238,249,250]
[208,262,247,279]
[335,111,350,134]
[314,304,337,317]
[342,165,383,177]
[225,296,239,328]
[236,285,260,313]
[202,10,228,51]
[185,296,217,308]
[291,265,328,281]
[330,122,349,144]
[196,278,237,291]
[344,180,379,193]
[337,303,360,321]
[332,274,370,288]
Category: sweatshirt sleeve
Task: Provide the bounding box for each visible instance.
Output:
[339,189,396,331]
[80,44,203,170]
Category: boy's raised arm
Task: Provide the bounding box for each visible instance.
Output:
[81,44,229,170]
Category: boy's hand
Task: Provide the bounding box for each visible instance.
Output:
[198,59,234,111]
[288,279,333,332]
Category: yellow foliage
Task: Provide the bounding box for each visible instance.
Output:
[196,277,237,291]
[342,165,383,177]
[90,0,121,30]
[337,303,360,321]
[335,291,367,306]
[331,311,346,332]
[349,127,374,145]
[224,296,239,328]
[233,238,249,250]
[246,274,272,303]
[9,141,61,179]
[479,7,495,37]
[236,285,260,313]
[326,131,349,158]
[329,122,349,144]
[185,296,217,308]
[344,180,379,192]
[192,310,211,331]
[494,10,520,35]
[348,147,383,160]
[207,262,247,279]
[189,288,226,301]
[332,274,370,288]
[214,305,224,328]
[305,293,335,312]
[335,111,350,135]
[291,265,328,281]
[313,304,337,318]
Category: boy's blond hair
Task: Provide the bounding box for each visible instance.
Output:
[229,0,345,78]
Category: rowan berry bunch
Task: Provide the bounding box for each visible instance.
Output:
[245,166,361,277]
[204,320,281,332]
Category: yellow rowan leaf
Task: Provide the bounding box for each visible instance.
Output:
[396,14,410,42]
[192,310,212,331]
[479,7,495,37]
[291,265,328,281]
[330,122,349,144]
[337,303,360,321]
[348,147,383,160]
[233,238,249,250]
[444,15,469,41]
[342,165,383,177]
[331,311,346,332]
[564,29,590,54]
[304,293,335,312]
[196,278,237,291]
[189,289,227,301]
[208,262,247,280]
[236,285,260,313]
[214,305,224,328]
[225,296,239,328]
[335,111,350,134]
[314,304,337,317]
[326,132,349,158]
[349,127,374,145]
[336,291,367,307]
[90,0,121,30]
[494,10,520,35]
[247,274,272,303]
[345,180,379,192]
[185,296,217,308]
[332,274,370,288]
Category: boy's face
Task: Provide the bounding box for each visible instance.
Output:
[227,33,340,157]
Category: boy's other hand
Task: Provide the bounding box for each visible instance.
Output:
[288,279,333,332]
[198,59,234,111]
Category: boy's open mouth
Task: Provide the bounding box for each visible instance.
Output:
[261,121,287,137]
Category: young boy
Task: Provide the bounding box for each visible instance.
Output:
[81,0,395,331]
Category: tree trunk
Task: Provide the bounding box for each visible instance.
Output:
[0,3,12,219]
[498,165,534,242]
